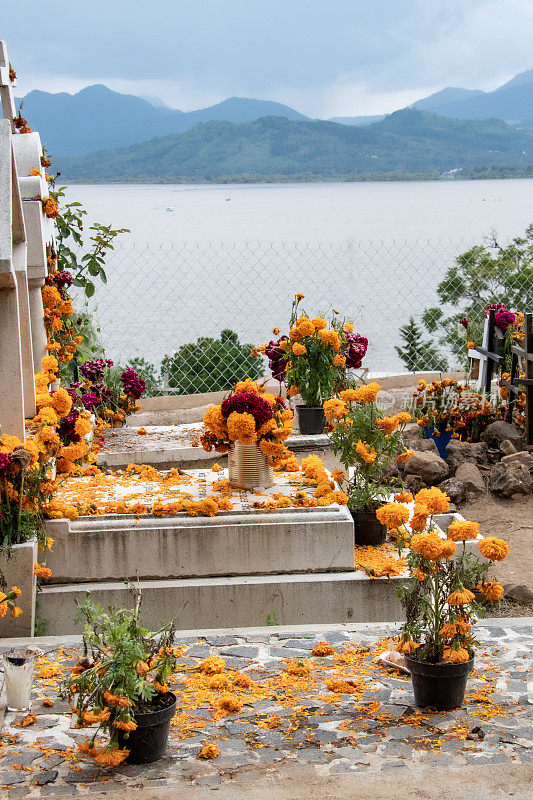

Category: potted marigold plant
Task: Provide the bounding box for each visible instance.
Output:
[377,487,509,709]
[263,294,368,435]
[201,379,293,490]
[324,383,413,545]
[62,590,180,765]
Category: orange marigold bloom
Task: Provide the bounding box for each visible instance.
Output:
[296,317,315,337]
[103,691,132,707]
[11,585,22,597]
[376,502,410,530]
[414,487,449,515]
[478,537,509,561]
[198,742,220,759]
[333,354,346,368]
[311,317,327,330]
[355,439,377,464]
[289,326,302,342]
[376,416,399,434]
[353,382,381,403]
[292,342,307,356]
[81,709,111,725]
[198,656,225,674]
[227,411,256,445]
[410,532,451,560]
[284,658,311,677]
[94,747,129,766]
[447,588,476,606]
[339,388,358,403]
[395,637,420,655]
[396,449,414,464]
[113,719,138,731]
[443,646,470,664]
[287,385,299,397]
[343,322,354,333]
[323,398,348,420]
[412,567,426,581]
[216,692,242,715]
[33,562,51,579]
[394,491,413,503]
[318,329,341,351]
[409,502,429,532]
[477,581,504,600]
[10,606,23,618]
[203,405,227,440]
[331,468,345,483]
[447,520,480,542]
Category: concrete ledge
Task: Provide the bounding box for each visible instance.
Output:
[43,505,355,583]
[38,569,405,634]
[0,539,36,638]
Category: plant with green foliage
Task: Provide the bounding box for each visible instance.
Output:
[395,316,448,372]
[422,225,533,367]
[62,590,179,765]
[161,330,262,394]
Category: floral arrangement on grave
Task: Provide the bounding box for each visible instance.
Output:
[201,379,294,466]
[323,383,413,543]
[412,378,504,445]
[72,359,145,430]
[0,586,23,623]
[259,293,368,435]
[62,591,180,766]
[376,488,509,708]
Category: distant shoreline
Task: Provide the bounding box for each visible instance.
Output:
[59,170,533,185]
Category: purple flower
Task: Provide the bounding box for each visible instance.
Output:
[59,409,80,444]
[494,310,516,332]
[0,452,10,473]
[459,317,470,330]
[120,368,145,400]
[80,359,114,382]
[221,392,274,427]
[52,271,73,295]
[265,337,288,382]
[81,392,100,411]
[344,332,368,369]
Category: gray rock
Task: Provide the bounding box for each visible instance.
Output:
[501,451,533,473]
[404,450,449,483]
[446,440,489,471]
[503,584,533,604]
[33,770,59,786]
[438,477,466,503]
[481,421,525,451]
[404,474,424,494]
[455,462,485,495]
[489,462,532,496]
[219,646,259,658]
[500,439,517,455]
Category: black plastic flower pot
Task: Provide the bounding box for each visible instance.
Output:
[404,655,474,710]
[296,405,325,435]
[350,509,387,546]
[117,691,177,764]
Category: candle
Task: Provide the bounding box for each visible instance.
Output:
[3,649,36,712]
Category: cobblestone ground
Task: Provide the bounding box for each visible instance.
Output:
[0,620,531,797]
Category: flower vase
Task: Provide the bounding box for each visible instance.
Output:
[228,442,274,490]
[3,649,36,711]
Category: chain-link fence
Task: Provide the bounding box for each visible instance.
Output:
[83,236,530,396]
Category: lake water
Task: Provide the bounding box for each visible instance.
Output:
[64,179,533,374]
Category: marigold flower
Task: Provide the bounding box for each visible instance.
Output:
[477,581,504,600]
[446,520,480,542]
[284,658,311,676]
[331,468,345,484]
[376,502,409,531]
[333,354,346,367]
[216,692,242,715]
[203,405,228,440]
[103,691,132,707]
[287,385,299,397]
[410,531,451,560]
[447,588,476,606]
[339,388,358,403]
[295,292,305,299]
[10,606,23,618]
[81,709,111,725]
[113,719,138,731]
[394,491,413,504]
[396,449,414,464]
[318,328,341,351]
[11,585,22,597]
[227,411,256,445]
[355,439,377,464]
[198,742,220,759]
[292,342,307,356]
[33,562,51,579]
[412,567,426,581]
[395,637,420,655]
[296,317,315,337]
[478,537,509,561]
[376,416,399,434]
[353,382,381,403]
[414,487,449,515]
[443,646,470,664]
[311,317,327,330]
[323,398,348,420]
[343,322,354,333]
[94,747,129,766]
[51,388,73,416]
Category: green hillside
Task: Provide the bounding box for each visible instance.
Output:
[57,109,533,183]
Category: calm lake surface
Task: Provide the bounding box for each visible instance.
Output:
[64,180,533,373]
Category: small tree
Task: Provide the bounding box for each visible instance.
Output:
[395,316,448,372]
[423,224,533,367]
[161,330,263,394]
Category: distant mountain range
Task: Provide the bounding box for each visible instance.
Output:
[16,69,533,159]
[16,85,309,156]
[55,109,533,183]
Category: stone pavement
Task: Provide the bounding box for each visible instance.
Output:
[0,619,531,798]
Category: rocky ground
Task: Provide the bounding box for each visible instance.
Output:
[0,620,531,798]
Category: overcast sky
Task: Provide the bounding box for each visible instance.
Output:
[4,0,533,117]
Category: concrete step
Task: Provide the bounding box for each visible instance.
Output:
[38,569,405,635]
[43,506,355,584]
